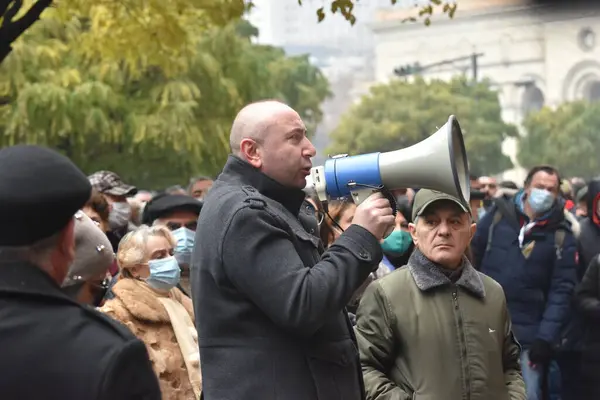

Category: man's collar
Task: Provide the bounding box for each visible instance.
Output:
[0,260,78,305]
[221,155,306,216]
[407,248,485,298]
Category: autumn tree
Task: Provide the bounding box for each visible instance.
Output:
[518,101,600,178]
[311,0,457,26]
[329,76,517,176]
[0,0,248,70]
[0,0,458,69]
[0,14,330,188]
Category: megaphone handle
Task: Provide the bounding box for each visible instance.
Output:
[349,185,397,215]
[350,188,379,205]
[350,186,397,239]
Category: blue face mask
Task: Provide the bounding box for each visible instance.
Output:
[528,188,555,214]
[172,227,195,266]
[381,230,412,255]
[146,256,181,291]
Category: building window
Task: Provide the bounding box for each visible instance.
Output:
[578,27,596,52]
[585,80,600,102]
[521,85,545,116]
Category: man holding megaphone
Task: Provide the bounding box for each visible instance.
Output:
[192,100,396,400]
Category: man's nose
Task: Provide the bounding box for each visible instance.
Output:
[305,139,316,158]
[437,221,451,236]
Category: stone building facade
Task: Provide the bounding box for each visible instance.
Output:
[370,0,600,181]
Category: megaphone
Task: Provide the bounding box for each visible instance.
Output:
[305,115,470,207]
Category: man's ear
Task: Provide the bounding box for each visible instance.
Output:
[239,138,262,169]
[468,222,477,242]
[409,222,418,247]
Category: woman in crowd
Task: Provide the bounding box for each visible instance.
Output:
[100,225,201,399]
[83,189,110,234]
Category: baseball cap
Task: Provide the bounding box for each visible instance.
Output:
[412,189,470,221]
[88,170,137,197]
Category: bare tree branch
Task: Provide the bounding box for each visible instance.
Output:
[0,0,13,20]
[0,0,53,64]
[1,0,22,29]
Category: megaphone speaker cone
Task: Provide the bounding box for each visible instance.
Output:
[305,115,470,207]
[378,115,470,204]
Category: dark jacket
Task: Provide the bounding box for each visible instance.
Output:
[357,250,525,400]
[579,179,600,271]
[472,192,577,348]
[0,261,161,400]
[192,156,383,400]
[574,255,600,397]
[562,180,600,352]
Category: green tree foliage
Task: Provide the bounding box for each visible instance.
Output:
[329,77,517,176]
[518,101,600,178]
[0,13,330,189]
[0,0,455,70]
[0,0,248,70]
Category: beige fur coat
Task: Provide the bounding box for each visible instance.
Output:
[100,279,198,400]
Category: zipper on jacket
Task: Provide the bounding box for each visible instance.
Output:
[452,290,459,310]
[452,287,471,400]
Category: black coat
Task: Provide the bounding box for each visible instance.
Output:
[0,261,161,400]
[192,156,383,400]
[575,255,600,397]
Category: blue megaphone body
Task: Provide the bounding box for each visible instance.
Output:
[304,115,470,206]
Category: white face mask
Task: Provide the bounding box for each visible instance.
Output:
[108,202,131,230]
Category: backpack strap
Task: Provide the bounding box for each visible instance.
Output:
[485,209,503,253]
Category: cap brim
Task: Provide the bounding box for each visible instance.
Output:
[416,197,469,217]
[104,185,137,197]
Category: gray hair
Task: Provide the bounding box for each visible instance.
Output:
[0,231,63,266]
[116,225,174,277]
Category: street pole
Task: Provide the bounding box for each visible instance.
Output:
[470,53,484,83]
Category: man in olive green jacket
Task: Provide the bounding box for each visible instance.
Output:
[356,189,525,400]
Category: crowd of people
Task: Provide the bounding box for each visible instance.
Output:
[0,99,599,400]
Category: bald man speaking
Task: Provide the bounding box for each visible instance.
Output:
[192,100,394,399]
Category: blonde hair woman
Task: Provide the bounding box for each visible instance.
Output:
[100,225,201,399]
